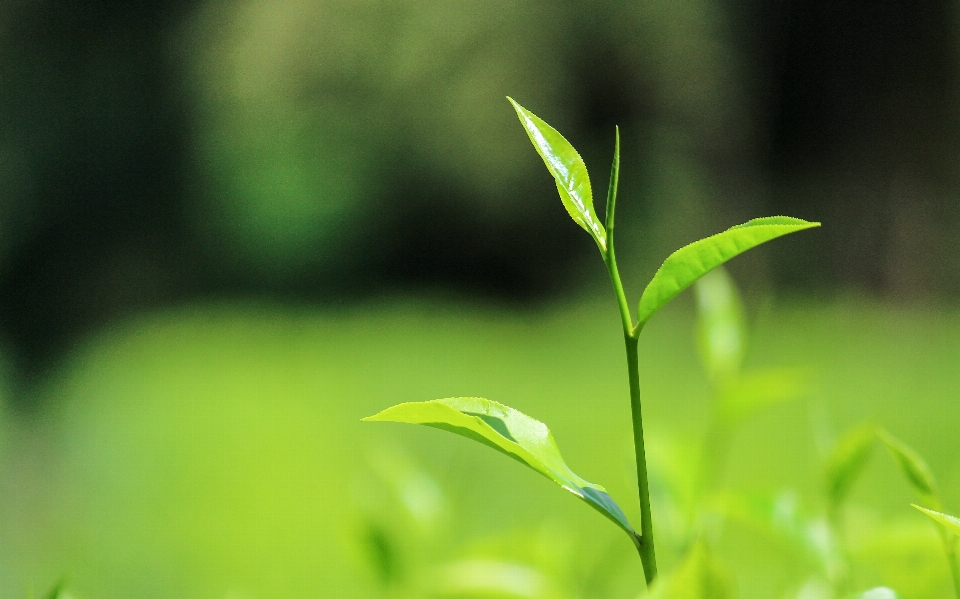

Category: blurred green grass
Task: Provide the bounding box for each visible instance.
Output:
[0,296,959,598]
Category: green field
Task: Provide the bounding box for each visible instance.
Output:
[1,295,958,598]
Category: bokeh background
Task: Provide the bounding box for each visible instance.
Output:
[1,1,959,597]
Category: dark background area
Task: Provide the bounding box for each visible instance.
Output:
[1,0,958,382]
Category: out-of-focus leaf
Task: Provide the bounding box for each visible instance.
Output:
[434,559,556,599]
[694,267,744,383]
[508,97,606,251]
[362,521,402,586]
[44,579,67,599]
[718,368,808,425]
[363,398,636,541]
[851,520,944,597]
[913,505,960,538]
[849,588,904,599]
[878,430,941,508]
[367,444,447,529]
[649,540,734,599]
[637,217,820,327]
[716,491,842,579]
[825,422,876,508]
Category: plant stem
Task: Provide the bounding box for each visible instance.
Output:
[624,331,658,584]
[942,534,960,599]
[606,246,657,582]
[602,130,657,584]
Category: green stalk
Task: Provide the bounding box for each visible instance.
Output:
[941,533,960,599]
[603,129,658,584]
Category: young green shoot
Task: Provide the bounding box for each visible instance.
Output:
[364,98,820,588]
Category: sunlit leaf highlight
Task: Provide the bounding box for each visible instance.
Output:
[508,97,606,251]
[852,587,904,599]
[363,397,637,542]
[637,217,820,327]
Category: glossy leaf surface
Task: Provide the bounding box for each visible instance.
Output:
[694,267,744,383]
[913,505,960,538]
[825,422,876,507]
[508,97,606,250]
[363,397,636,540]
[878,429,941,507]
[637,217,820,326]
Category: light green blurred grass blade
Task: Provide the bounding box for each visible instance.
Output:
[694,267,745,384]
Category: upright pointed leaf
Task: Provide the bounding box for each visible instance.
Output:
[604,126,620,234]
[878,430,941,508]
[637,217,820,326]
[695,267,744,383]
[913,505,960,538]
[508,97,606,250]
[363,397,637,542]
[824,422,876,508]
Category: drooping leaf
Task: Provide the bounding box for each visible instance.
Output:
[717,368,808,425]
[637,217,820,327]
[878,429,941,508]
[913,504,960,538]
[363,397,637,541]
[649,540,734,599]
[508,97,606,251]
[694,267,745,384]
[850,587,904,599]
[824,422,876,508]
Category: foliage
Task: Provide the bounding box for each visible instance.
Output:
[365,99,818,591]
[879,430,960,597]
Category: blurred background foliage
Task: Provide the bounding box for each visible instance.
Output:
[2,0,959,377]
[1,1,960,598]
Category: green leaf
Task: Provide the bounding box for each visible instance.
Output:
[637,217,820,327]
[649,541,733,599]
[363,397,636,541]
[849,587,904,599]
[694,267,745,383]
[824,422,876,508]
[44,579,67,599]
[717,368,808,425]
[913,504,960,538]
[878,429,941,508]
[508,97,606,251]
